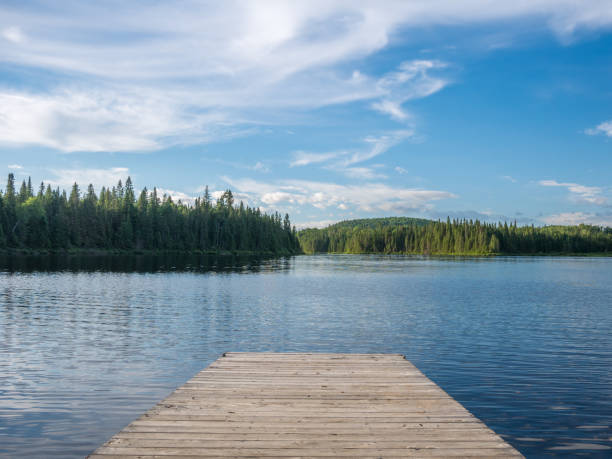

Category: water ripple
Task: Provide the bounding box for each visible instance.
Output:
[0,254,611,457]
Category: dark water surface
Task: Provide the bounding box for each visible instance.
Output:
[1,254,611,458]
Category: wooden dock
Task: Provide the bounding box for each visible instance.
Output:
[89,352,523,458]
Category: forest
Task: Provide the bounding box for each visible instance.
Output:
[328,217,431,230]
[0,174,301,254]
[298,217,612,255]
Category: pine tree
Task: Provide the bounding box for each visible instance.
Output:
[5,174,16,205]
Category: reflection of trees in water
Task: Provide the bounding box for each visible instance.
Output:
[0,253,294,274]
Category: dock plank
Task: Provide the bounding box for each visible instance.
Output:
[89,353,523,458]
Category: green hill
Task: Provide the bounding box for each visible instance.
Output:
[298,217,612,255]
[324,217,432,230]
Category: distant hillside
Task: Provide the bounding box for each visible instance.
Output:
[298,217,612,255]
[324,217,432,230]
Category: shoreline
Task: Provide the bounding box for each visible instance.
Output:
[299,251,612,257]
[0,248,300,257]
[1,248,609,257]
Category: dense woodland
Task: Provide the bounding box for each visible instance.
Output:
[329,217,431,230]
[298,218,612,255]
[0,174,301,254]
[3,173,610,256]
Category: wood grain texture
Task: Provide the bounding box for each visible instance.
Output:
[88,352,523,458]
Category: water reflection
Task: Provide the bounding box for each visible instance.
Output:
[0,252,293,274]
[0,255,611,457]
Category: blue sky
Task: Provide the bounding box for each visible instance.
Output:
[1,1,611,228]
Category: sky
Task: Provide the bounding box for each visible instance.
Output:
[1,1,611,228]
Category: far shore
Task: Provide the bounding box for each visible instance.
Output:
[1,248,610,258]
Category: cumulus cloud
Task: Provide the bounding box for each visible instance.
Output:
[539,179,608,205]
[222,176,456,214]
[585,120,612,137]
[1,1,611,152]
[541,212,612,227]
[261,191,299,205]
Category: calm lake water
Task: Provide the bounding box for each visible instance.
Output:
[1,254,611,458]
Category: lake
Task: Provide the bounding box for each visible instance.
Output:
[1,254,611,458]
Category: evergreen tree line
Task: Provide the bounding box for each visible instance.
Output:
[0,174,301,254]
[298,218,612,255]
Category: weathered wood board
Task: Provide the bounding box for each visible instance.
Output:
[88,352,523,458]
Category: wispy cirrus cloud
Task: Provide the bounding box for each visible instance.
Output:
[290,151,344,167]
[336,166,387,180]
[3,1,609,80]
[372,60,448,122]
[290,130,412,178]
[0,90,239,153]
[539,179,608,206]
[341,130,413,166]
[2,1,612,152]
[2,26,24,44]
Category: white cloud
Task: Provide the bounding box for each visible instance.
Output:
[342,130,413,166]
[541,212,612,227]
[0,90,232,152]
[334,166,387,179]
[294,219,339,230]
[1,2,611,152]
[2,26,24,44]
[395,166,408,174]
[3,2,609,80]
[539,179,607,205]
[292,130,413,175]
[223,176,456,214]
[46,167,130,188]
[156,188,196,204]
[261,191,300,205]
[208,189,252,205]
[585,120,612,137]
[502,175,517,183]
[7,164,23,170]
[372,100,409,121]
[251,161,269,172]
[290,151,344,167]
[373,60,448,122]
[427,209,533,224]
